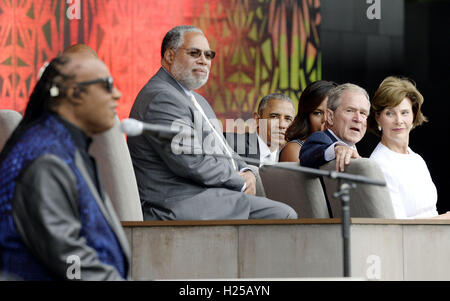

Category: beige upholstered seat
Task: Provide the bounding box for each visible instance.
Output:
[90,116,143,221]
[0,110,22,151]
[320,158,395,218]
[259,162,330,218]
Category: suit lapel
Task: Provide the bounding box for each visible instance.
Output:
[156,68,203,124]
[102,193,132,266]
[324,129,338,143]
[156,68,216,126]
[74,151,131,266]
[156,68,235,169]
[247,132,260,160]
[75,151,112,225]
[156,68,187,97]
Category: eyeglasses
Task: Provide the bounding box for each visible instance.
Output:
[177,48,216,60]
[76,76,114,93]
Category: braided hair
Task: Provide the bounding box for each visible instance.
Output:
[0,55,74,161]
[21,55,75,126]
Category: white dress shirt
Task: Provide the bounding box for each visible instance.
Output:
[257,134,279,167]
[324,129,357,162]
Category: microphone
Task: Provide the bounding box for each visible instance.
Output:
[120,118,179,140]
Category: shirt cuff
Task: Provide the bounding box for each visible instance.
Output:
[324,141,348,161]
[239,167,255,192]
[239,167,251,173]
[240,167,257,176]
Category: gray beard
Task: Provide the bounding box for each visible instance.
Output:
[172,62,209,90]
[179,76,208,91]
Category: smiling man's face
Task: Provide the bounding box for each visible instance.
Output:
[326,90,370,145]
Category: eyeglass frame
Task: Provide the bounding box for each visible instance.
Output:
[76,76,114,93]
[176,47,216,60]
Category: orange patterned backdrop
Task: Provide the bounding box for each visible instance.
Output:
[0,0,321,124]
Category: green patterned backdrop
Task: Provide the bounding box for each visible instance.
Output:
[195,0,321,126]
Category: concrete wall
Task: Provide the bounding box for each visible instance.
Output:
[122,219,450,281]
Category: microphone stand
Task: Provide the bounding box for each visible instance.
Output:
[333,179,355,277]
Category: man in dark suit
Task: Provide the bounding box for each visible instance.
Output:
[300,83,370,172]
[225,93,295,167]
[127,25,297,220]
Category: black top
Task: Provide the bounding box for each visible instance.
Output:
[54,113,104,200]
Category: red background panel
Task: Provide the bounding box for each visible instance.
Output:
[0,0,321,122]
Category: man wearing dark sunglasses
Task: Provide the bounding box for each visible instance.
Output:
[0,52,130,280]
[128,25,297,221]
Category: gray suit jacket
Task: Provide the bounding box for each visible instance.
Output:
[13,152,131,280]
[128,68,253,220]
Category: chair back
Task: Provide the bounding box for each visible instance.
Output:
[320,158,395,218]
[260,162,330,218]
[0,110,22,151]
[90,116,143,221]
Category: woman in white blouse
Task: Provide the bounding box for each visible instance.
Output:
[368,76,449,219]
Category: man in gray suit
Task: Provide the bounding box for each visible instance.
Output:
[128,25,297,220]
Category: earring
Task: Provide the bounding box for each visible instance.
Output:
[378,125,382,131]
[49,85,59,97]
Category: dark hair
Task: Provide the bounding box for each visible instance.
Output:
[161,25,203,58]
[257,93,294,115]
[0,55,73,161]
[21,56,75,126]
[285,80,337,141]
